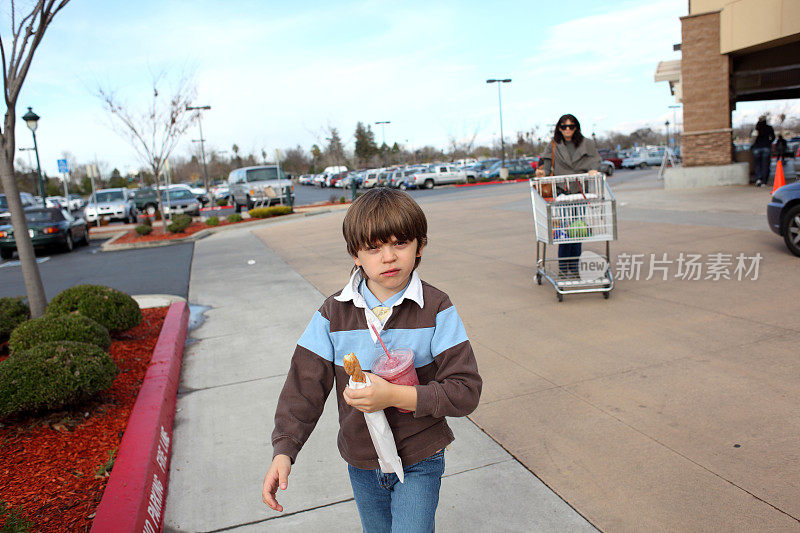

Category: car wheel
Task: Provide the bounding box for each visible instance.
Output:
[246,196,254,210]
[63,232,74,253]
[638,162,647,169]
[399,183,408,191]
[81,228,90,245]
[424,179,434,189]
[782,204,800,257]
[0,248,12,260]
[145,204,157,215]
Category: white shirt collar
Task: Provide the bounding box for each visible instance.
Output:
[335,269,424,310]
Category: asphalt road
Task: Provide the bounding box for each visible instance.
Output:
[0,238,193,301]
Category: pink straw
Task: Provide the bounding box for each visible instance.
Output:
[370,324,392,359]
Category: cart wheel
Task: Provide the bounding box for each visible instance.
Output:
[536,272,542,285]
[557,293,563,302]
[603,291,610,299]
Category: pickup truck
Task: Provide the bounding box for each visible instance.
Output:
[409,165,467,189]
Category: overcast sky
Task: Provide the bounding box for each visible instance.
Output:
[8,0,798,176]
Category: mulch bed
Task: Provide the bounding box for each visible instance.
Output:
[0,306,169,532]
[111,221,215,244]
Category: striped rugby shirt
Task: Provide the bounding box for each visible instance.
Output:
[272,270,482,469]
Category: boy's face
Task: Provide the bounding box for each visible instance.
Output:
[353,236,423,302]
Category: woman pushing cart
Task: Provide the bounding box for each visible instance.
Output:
[532,114,617,301]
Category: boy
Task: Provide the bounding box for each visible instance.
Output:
[262,188,481,531]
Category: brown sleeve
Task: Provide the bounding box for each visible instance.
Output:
[414,340,482,419]
[271,345,335,463]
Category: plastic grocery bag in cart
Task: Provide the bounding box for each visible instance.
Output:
[348,376,404,483]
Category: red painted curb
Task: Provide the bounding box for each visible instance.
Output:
[453,178,529,188]
[91,302,189,533]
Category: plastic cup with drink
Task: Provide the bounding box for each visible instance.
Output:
[371,347,419,413]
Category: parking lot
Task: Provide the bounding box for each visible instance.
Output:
[1,165,786,303]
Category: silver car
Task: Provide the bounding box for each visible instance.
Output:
[84,188,137,224]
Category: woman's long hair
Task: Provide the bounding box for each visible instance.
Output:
[553,114,584,146]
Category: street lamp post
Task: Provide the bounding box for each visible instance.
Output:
[186,105,211,203]
[375,121,391,147]
[486,78,511,168]
[665,120,670,147]
[22,107,46,206]
[668,104,681,148]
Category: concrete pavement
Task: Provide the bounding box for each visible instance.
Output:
[165,174,800,531]
[250,177,800,531]
[164,222,596,532]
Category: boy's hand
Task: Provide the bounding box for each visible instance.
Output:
[344,373,417,413]
[262,454,292,512]
[535,168,545,177]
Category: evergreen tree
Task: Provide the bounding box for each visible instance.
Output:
[354,122,378,166]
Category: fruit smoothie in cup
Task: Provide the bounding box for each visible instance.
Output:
[372,348,419,413]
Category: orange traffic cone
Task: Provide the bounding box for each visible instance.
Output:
[772,159,786,193]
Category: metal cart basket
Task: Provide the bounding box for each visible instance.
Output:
[530,173,617,301]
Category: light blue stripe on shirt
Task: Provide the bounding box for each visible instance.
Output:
[431,306,469,356]
[330,327,436,370]
[297,311,334,362]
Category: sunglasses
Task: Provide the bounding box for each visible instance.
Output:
[559,124,577,130]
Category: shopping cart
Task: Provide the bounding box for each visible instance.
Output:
[530,173,617,301]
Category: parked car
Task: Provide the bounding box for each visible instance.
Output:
[598,149,623,169]
[0,192,37,216]
[67,193,86,211]
[362,170,380,188]
[84,188,137,224]
[160,188,201,216]
[622,148,664,169]
[599,160,615,176]
[228,165,294,212]
[297,174,315,186]
[480,159,534,180]
[45,196,68,209]
[767,181,800,257]
[0,207,89,259]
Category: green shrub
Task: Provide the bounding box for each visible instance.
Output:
[0,297,29,342]
[227,213,243,223]
[216,199,228,207]
[141,216,152,227]
[46,284,142,333]
[172,214,192,227]
[205,216,220,227]
[248,205,292,219]
[339,196,346,203]
[0,341,119,418]
[135,224,153,236]
[0,499,33,532]
[8,314,110,354]
[167,213,193,234]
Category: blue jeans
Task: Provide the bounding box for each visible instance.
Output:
[752,147,771,183]
[348,450,445,532]
[558,242,582,273]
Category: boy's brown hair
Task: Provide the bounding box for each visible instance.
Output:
[343,188,428,269]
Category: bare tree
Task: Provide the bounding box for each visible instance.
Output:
[98,72,197,227]
[0,0,71,317]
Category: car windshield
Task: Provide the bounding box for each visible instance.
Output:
[165,190,193,199]
[246,167,286,182]
[25,209,61,222]
[0,196,6,208]
[92,191,124,203]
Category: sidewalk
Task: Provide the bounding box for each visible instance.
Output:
[163,223,596,532]
[250,181,800,531]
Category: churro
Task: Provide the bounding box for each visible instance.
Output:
[343,352,366,383]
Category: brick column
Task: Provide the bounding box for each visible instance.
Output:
[680,11,732,167]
